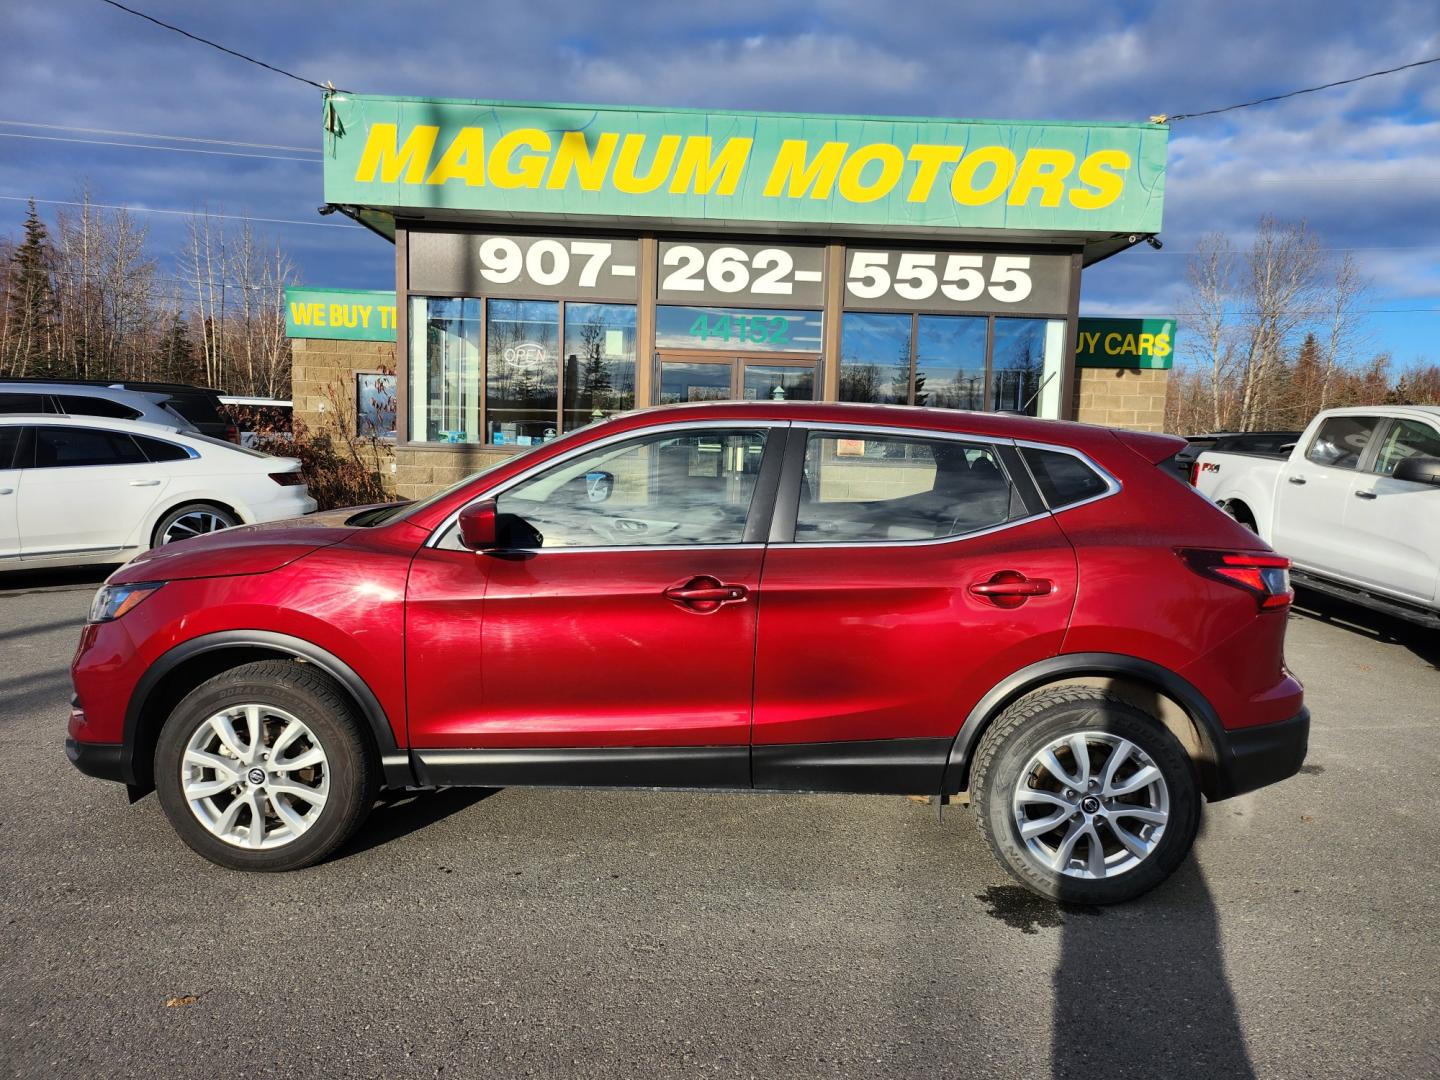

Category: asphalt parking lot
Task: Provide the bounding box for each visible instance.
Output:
[1,569,1436,1080]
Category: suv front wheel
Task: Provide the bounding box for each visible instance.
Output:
[154,660,377,871]
[971,686,1201,904]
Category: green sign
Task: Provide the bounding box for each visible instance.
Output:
[322,94,1166,237]
[1076,318,1176,369]
[285,287,396,341]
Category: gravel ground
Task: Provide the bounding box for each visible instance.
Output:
[0,567,1436,1079]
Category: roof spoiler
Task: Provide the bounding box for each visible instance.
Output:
[1112,428,1187,465]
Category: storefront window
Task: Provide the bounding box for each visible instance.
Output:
[655,306,822,353]
[356,372,396,439]
[410,297,481,443]
[486,300,560,446]
[839,313,910,404]
[993,318,1065,416]
[562,303,637,431]
[915,316,986,410]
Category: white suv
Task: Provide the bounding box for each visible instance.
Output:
[0,382,195,431]
[0,415,316,568]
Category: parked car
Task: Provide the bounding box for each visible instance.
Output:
[1174,430,1300,481]
[1194,405,1440,627]
[219,396,293,449]
[66,402,1307,904]
[0,415,315,569]
[0,381,195,431]
[1,378,238,443]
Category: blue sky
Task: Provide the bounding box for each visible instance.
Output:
[4,0,1438,369]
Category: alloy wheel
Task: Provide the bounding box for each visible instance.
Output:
[1011,730,1170,880]
[161,510,231,544]
[180,704,330,850]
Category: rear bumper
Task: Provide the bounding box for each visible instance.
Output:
[1211,707,1310,800]
[65,738,126,784]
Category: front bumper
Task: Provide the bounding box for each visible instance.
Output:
[65,738,126,784]
[1211,707,1310,800]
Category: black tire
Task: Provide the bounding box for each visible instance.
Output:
[971,686,1200,904]
[154,660,378,871]
[150,502,239,548]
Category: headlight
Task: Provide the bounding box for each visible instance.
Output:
[89,582,165,623]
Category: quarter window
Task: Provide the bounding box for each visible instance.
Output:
[495,428,768,548]
[132,435,192,463]
[1374,419,1440,476]
[795,433,1015,542]
[1306,415,1381,470]
[0,392,49,414]
[1021,447,1110,508]
[32,427,146,468]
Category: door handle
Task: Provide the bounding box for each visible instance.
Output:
[128,479,161,487]
[664,576,748,611]
[0,487,12,496]
[1354,490,1377,500]
[970,571,1053,609]
[1287,476,1307,485]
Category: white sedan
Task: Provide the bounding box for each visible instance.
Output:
[0,414,317,568]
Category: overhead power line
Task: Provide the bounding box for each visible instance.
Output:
[1160,52,1440,122]
[0,120,318,154]
[97,0,349,93]
[0,195,362,230]
[0,132,315,163]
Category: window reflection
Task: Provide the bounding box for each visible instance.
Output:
[410,297,481,443]
[839,313,910,404]
[916,316,986,410]
[562,303,636,431]
[992,318,1049,416]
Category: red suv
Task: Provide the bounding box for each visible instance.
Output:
[67,403,1307,903]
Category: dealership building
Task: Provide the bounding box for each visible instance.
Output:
[296,94,1172,499]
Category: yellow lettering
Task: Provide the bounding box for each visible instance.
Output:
[1137,332,1154,355]
[950,146,1017,206]
[905,144,964,202]
[837,143,905,203]
[289,301,312,326]
[1153,331,1171,357]
[1104,332,1122,354]
[357,304,373,327]
[546,131,619,191]
[1069,149,1130,210]
[612,133,681,194]
[488,129,551,189]
[380,307,395,330]
[354,123,439,184]
[668,136,753,195]
[1008,148,1076,208]
[762,140,848,199]
[424,128,487,186]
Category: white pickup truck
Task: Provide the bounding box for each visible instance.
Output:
[1193,405,1440,627]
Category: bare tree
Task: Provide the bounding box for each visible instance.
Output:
[1183,232,1237,430]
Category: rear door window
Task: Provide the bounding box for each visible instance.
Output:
[32,426,147,468]
[1020,447,1111,509]
[1306,415,1381,470]
[0,426,21,468]
[54,394,142,420]
[795,433,1017,542]
[1373,419,1440,476]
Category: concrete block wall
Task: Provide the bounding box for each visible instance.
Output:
[290,338,396,435]
[393,446,512,502]
[1072,367,1169,432]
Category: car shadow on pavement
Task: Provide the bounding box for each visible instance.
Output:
[1049,856,1256,1080]
[0,565,113,594]
[1291,587,1439,669]
[336,787,500,859]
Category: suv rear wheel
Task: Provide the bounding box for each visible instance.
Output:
[154,660,377,871]
[971,687,1200,904]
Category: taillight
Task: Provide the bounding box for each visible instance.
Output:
[269,471,304,486]
[1188,460,1201,486]
[1179,549,1292,610]
[226,423,240,444]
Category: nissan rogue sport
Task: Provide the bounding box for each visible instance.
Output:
[66,402,1308,904]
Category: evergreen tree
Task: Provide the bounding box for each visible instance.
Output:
[155,311,196,383]
[7,199,56,376]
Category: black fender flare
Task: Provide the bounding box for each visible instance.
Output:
[122,630,414,789]
[941,652,1226,795]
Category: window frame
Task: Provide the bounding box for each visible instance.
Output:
[1367,416,1440,477]
[28,425,149,470]
[427,418,790,552]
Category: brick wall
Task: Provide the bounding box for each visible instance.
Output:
[1072,367,1169,431]
[290,338,396,433]
[393,445,513,501]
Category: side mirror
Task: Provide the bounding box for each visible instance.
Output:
[1393,456,1440,486]
[457,499,499,550]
